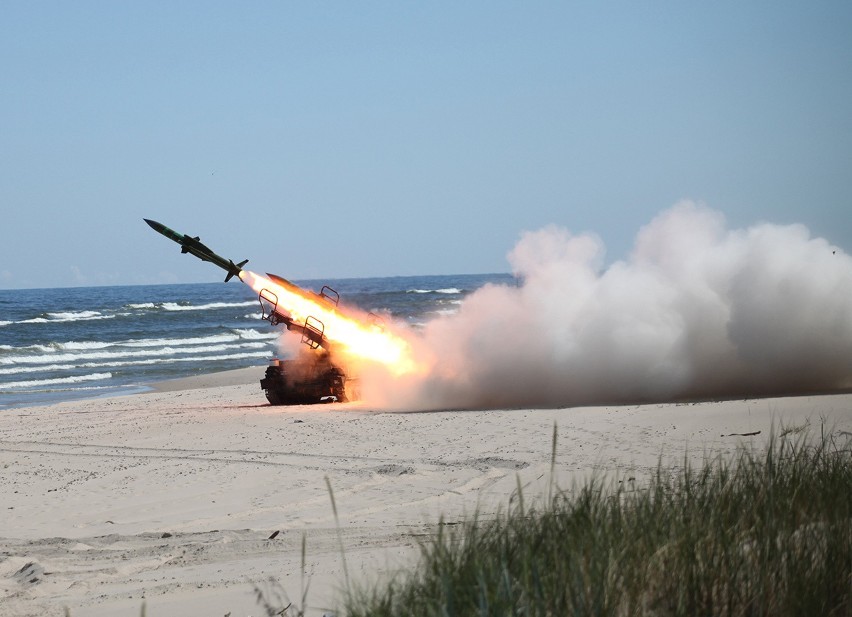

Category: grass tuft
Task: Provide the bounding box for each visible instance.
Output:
[344,426,852,617]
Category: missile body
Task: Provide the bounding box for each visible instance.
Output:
[144,219,248,282]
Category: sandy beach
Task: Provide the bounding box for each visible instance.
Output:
[1,369,850,616]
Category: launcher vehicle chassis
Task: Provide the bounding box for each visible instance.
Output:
[256,284,359,405]
[260,355,353,405]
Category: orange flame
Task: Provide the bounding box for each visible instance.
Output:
[239,270,419,375]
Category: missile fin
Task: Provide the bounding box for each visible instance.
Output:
[224,259,248,282]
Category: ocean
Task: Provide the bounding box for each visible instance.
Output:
[0,273,513,410]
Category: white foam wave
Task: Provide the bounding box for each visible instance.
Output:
[0,321,11,327]
[3,372,112,389]
[407,288,462,294]
[0,331,277,360]
[101,350,270,367]
[59,341,114,351]
[0,344,56,354]
[161,300,257,312]
[0,385,120,396]
[0,350,272,375]
[236,328,276,340]
[122,330,276,348]
[429,308,459,316]
[123,333,240,348]
[0,363,77,375]
[0,342,272,366]
[47,310,101,320]
[18,313,116,324]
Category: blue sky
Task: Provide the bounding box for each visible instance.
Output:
[2,2,850,289]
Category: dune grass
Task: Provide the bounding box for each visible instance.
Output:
[342,426,851,617]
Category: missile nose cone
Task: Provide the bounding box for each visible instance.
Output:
[144,218,164,232]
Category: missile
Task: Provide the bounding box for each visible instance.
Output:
[143,219,248,282]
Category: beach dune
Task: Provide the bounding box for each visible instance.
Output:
[1,369,850,616]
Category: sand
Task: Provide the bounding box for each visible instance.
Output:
[1,369,850,617]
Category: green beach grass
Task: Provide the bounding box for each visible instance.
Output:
[337,426,851,617]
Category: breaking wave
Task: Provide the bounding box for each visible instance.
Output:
[3,372,113,389]
[0,351,271,376]
[160,300,257,312]
[407,288,462,294]
[0,329,276,356]
[18,312,116,324]
[1,342,270,366]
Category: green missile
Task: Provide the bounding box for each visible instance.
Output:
[144,218,248,282]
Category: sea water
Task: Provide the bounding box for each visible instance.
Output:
[0,273,513,409]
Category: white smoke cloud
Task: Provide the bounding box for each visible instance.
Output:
[361,201,852,409]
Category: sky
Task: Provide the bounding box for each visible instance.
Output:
[1,2,850,290]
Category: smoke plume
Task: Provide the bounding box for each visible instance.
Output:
[361,202,852,409]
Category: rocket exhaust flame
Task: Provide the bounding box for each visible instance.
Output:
[238,270,418,375]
